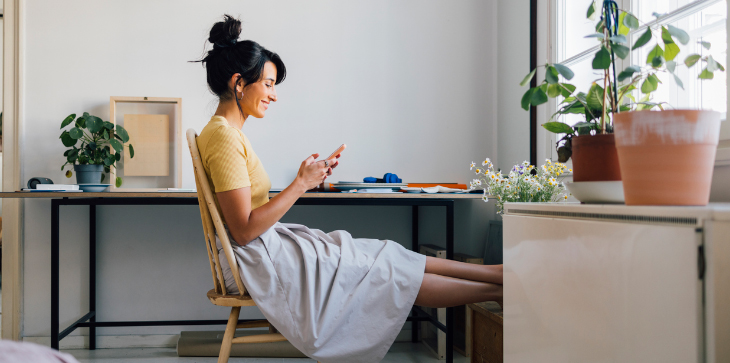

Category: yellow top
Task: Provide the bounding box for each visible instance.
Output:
[197,116,271,222]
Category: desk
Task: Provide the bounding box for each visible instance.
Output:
[1,191,481,363]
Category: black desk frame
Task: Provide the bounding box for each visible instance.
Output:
[51,196,457,362]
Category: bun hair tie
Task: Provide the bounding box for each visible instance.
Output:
[214,39,238,49]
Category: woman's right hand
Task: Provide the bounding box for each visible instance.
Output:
[295,153,330,191]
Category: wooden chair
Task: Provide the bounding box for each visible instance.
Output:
[186,128,292,363]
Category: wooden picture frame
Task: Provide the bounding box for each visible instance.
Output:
[109,96,182,189]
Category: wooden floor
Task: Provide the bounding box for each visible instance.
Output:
[66,343,471,363]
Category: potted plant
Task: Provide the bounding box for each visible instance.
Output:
[60,112,135,187]
[520,0,724,192]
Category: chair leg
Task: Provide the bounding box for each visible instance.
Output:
[218,306,241,363]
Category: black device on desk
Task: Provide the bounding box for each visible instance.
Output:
[27,177,54,189]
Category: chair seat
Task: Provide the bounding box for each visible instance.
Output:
[207,289,257,307]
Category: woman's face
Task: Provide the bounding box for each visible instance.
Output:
[238,61,278,118]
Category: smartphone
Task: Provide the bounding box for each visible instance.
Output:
[325,144,346,161]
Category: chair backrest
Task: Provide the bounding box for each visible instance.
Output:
[186,128,246,296]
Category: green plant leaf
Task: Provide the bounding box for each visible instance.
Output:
[115,125,130,143]
[129,144,135,158]
[672,72,684,90]
[666,24,689,45]
[617,65,641,82]
[553,63,574,80]
[75,116,86,128]
[641,74,659,93]
[661,26,674,44]
[666,60,676,73]
[652,12,664,18]
[560,83,576,97]
[103,129,109,140]
[612,44,630,59]
[103,157,114,166]
[545,66,559,84]
[585,33,605,39]
[115,152,121,161]
[109,138,123,153]
[542,122,574,134]
[86,115,104,133]
[592,46,611,69]
[623,12,640,29]
[69,127,83,139]
[618,12,630,35]
[521,88,535,110]
[61,114,76,129]
[684,54,701,67]
[100,173,106,183]
[103,121,114,130]
[586,83,604,111]
[700,41,711,50]
[547,83,561,97]
[633,28,652,49]
[652,56,664,67]
[699,68,714,79]
[707,55,725,72]
[664,42,680,61]
[646,44,664,65]
[116,177,123,188]
[609,35,628,44]
[595,19,605,33]
[587,1,596,19]
[520,69,537,87]
[531,87,548,106]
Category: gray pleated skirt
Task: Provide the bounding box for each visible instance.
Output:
[216,222,426,363]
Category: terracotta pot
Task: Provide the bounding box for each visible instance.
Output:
[571,133,622,182]
[613,110,721,206]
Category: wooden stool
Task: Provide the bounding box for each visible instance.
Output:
[466,301,502,363]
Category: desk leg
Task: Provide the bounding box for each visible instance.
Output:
[51,200,60,350]
[89,205,97,350]
[411,205,419,343]
[445,201,454,363]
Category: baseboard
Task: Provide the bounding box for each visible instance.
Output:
[23,328,417,350]
[23,334,180,349]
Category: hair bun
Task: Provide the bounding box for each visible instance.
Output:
[208,14,241,48]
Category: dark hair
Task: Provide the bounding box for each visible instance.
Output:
[193,15,286,110]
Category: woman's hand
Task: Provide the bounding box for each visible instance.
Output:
[295,153,329,191]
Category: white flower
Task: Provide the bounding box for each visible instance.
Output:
[473,179,482,186]
[522,160,530,166]
[470,161,476,170]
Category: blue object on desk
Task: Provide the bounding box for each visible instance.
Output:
[363,173,402,183]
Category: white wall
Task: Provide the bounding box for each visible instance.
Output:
[20,0,499,341]
[496,0,531,171]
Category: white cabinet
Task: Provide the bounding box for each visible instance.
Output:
[503,203,730,363]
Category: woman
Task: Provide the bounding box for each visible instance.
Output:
[195,15,502,363]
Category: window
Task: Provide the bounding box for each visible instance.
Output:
[551,0,727,159]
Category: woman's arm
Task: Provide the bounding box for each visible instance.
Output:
[217,153,338,245]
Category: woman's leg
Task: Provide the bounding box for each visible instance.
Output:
[424,256,503,285]
[414,273,502,308]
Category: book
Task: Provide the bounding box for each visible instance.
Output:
[35,184,79,191]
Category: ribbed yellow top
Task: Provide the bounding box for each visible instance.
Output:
[197,116,271,222]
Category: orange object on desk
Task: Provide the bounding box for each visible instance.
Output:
[407,183,467,189]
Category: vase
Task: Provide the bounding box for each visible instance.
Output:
[571,133,622,182]
[613,109,721,205]
[74,164,103,184]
